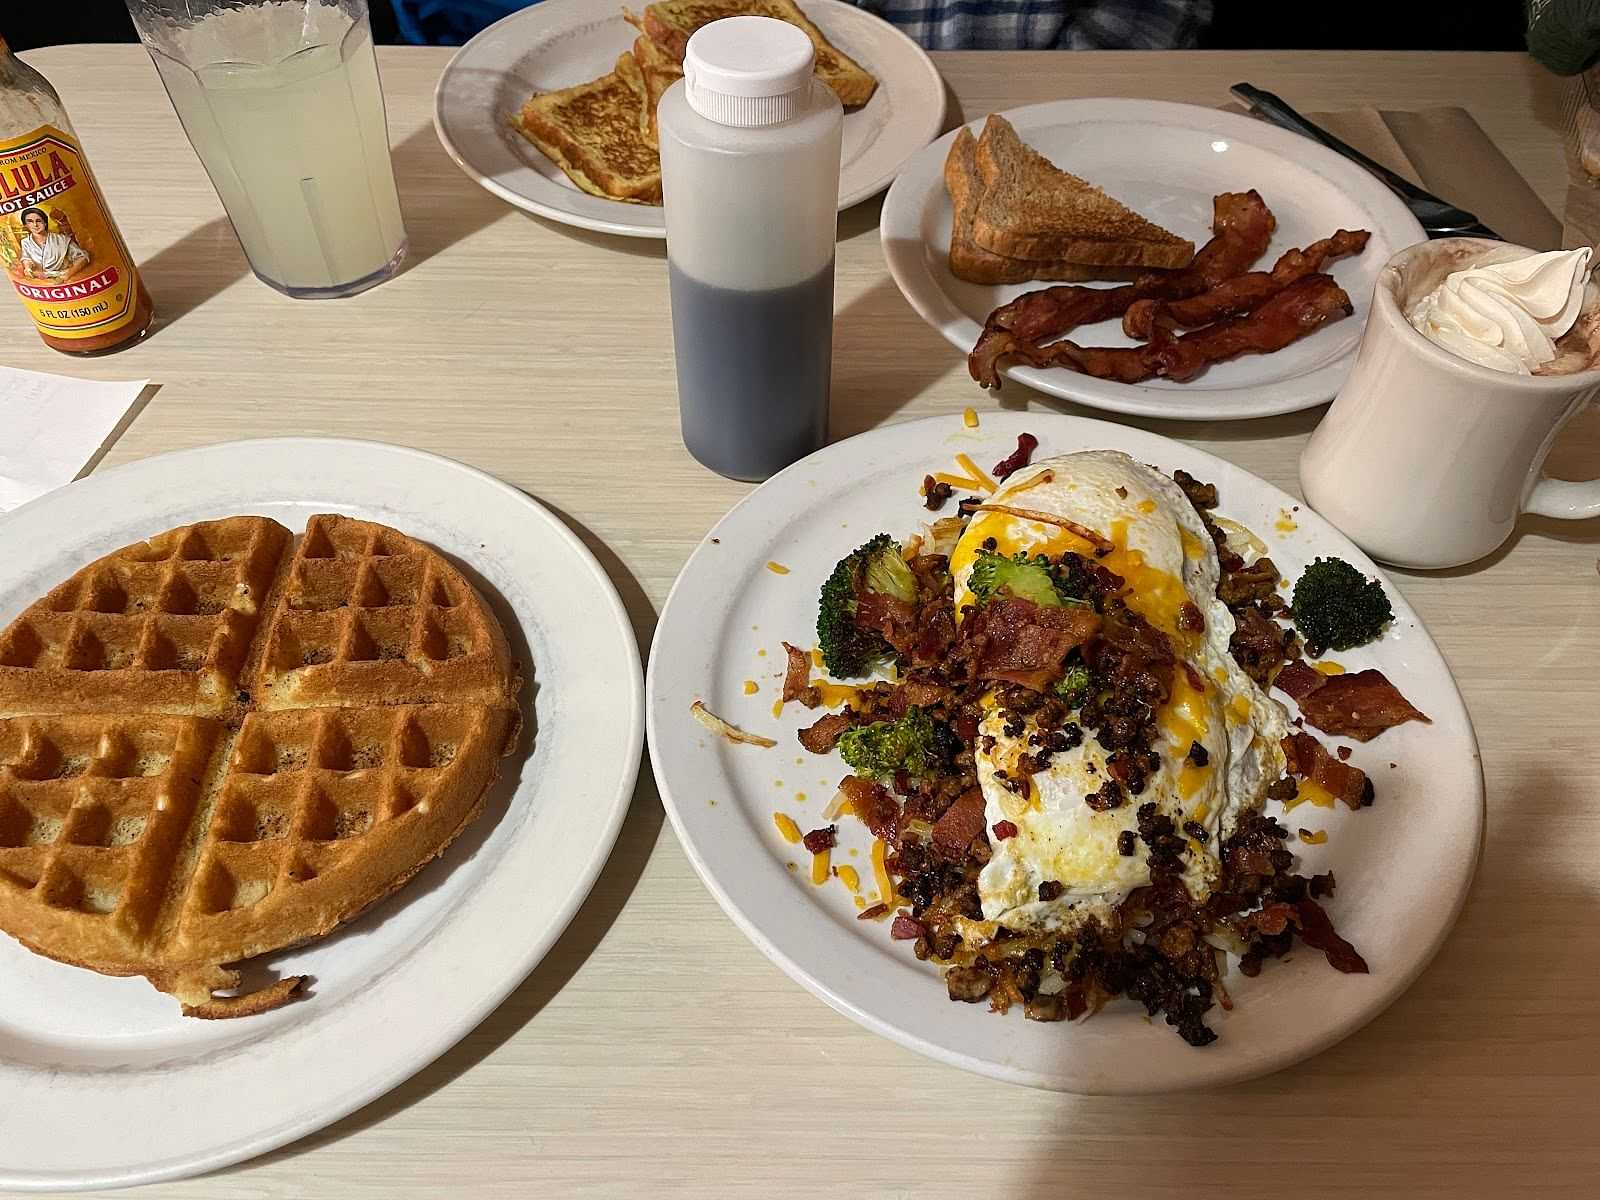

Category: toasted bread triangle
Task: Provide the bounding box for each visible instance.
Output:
[971,115,1194,269]
[946,127,1150,285]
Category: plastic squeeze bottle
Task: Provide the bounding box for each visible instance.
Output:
[657,16,843,481]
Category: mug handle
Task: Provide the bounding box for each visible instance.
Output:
[1527,477,1600,519]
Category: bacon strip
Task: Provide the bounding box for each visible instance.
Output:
[931,785,986,859]
[840,776,900,843]
[1276,664,1430,742]
[1123,229,1370,338]
[969,190,1276,389]
[960,597,1102,692]
[780,641,820,707]
[1282,731,1371,809]
[1240,899,1368,974]
[798,712,853,754]
[1005,274,1353,385]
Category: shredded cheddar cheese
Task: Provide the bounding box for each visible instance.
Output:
[954,453,997,493]
[836,865,861,894]
[811,848,831,885]
[871,839,896,908]
[773,813,802,844]
[765,561,790,575]
[1313,660,1347,676]
[1299,829,1329,844]
[771,698,784,719]
[742,680,758,695]
[962,407,979,428]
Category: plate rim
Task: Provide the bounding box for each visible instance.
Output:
[879,97,1429,421]
[432,0,946,239]
[0,436,645,1191]
[646,410,1483,1092]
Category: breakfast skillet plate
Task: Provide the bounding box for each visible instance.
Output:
[0,439,643,1191]
[647,412,1482,1092]
[434,0,946,238]
[880,100,1429,421]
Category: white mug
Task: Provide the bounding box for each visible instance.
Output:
[1300,237,1600,569]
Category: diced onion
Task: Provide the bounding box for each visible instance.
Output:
[690,700,776,748]
[1212,517,1268,562]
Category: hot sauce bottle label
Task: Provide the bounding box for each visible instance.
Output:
[0,124,143,340]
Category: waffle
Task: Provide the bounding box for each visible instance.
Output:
[0,515,521,1018]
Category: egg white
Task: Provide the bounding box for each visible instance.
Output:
[951,451,1288,933]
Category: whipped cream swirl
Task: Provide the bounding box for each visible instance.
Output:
[1404,247,1594,374]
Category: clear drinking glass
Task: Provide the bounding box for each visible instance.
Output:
[126,0,407,299]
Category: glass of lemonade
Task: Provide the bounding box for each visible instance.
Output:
[126,0,407,299]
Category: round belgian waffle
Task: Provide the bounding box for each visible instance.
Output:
[0,514,521,1017]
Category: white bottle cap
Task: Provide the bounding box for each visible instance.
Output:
[684,16,815,128]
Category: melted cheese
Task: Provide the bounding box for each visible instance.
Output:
[872,839,896,907]
[836,865,861,894]
[765,561,790,575]
[1313,660,1347,676]
[742,680,758,695]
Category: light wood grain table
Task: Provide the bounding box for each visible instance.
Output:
[5,45,1597,1199]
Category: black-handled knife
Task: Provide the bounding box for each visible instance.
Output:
[1230,82,1502,241]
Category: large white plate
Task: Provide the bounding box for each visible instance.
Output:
[0,439,643,1191]
[434,0,945,238]
[880,100,1428,420]
[647,412,1481,1092]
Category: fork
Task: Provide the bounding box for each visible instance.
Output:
[1230,83,1502,241]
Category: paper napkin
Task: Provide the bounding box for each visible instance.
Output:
[0,366,150,513]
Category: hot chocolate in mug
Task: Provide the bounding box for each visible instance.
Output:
[1300,237,1600,569]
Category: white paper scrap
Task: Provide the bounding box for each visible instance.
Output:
[0,366,150,512]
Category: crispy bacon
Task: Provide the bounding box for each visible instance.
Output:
[1273,659,1325,702]
[968,190,1276,388]
[931,785,986,859]
[1277,665,1430,742]
[1282,731,1371,809]
[839,776,899,843]
[1007,274,1354,385]
[959,597,1102,691]
[991,433,1038,481]
[890,913,927,940]
[797,712,853,754]
[1291,898,1370,974]
[855,590,917,655]
[780,641,820,707]
[1122,229,1370,338]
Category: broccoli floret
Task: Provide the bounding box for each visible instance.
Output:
[1291,557,1394,655]
[1053,664,1092,706]
[967,550,1088,608]
[816,534,916,678]
[837,707,938,780]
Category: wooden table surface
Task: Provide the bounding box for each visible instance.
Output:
[5,45,1598,1199]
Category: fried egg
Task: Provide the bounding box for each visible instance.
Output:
[949,450,1288,933]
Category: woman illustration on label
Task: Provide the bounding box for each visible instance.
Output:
[15,206,91,282]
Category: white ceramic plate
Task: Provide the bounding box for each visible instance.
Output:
[647,411,1481,1092]
[880,100,1428,420]
[434,0,945,238]
[0,439,643,1191]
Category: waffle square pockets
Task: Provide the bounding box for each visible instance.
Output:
[0,515,520,1018]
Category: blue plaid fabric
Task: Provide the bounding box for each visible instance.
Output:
[850,0,1213,50]
[391,0,1212,49]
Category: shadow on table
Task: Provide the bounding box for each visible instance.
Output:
[213,496,665,1176]
[390,125,517,272]
[138,216,248,331]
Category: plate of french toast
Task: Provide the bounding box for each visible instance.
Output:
[0,438,643,1190]
[434,0,945,237]
[880,100,1427,420]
